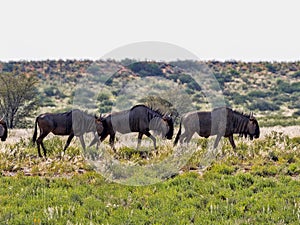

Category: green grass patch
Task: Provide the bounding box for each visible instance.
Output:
[1,171,300,224]
[1,132,300,223]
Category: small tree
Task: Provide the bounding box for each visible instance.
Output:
[139,95,179,118]
[0,72,39,128]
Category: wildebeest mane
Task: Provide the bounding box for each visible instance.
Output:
[131,104,167,117]
[232,109,251,118]
[231,109,251,137]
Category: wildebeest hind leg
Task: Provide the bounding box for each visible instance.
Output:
[180,131,193,144]
[36,142,44,158]
[137,132,143,149]
[40,142,47,158]
[36,132,50,157]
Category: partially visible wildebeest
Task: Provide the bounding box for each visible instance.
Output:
[94,104,174,151]
[32,109,103,157]
[174,107,260,149]
[0,118,8,142]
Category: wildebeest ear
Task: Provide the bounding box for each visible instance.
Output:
[162,115,170,121]
[94,115,101,123]
[95,118,102,124]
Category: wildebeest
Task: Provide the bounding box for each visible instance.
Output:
[0,118,8,142]
[174,107,260,149]
[32,109,102,157]
[94,104,174,151]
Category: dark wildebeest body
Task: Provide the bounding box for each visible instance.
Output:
[0,119,8,142]
[32,109,102,157]
[95,105,174,150]
[174,107,260,149]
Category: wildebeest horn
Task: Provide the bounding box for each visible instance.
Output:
[250,112,254,119]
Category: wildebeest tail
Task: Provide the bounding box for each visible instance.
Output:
[32,117,38,145]
[173,120,182,146]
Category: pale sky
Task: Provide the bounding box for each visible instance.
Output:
[0,0,299,62]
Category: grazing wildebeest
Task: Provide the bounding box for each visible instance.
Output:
[32,109,103,157]
[174,107,260,149]
[0,118,8,142]
[94,104,174,151]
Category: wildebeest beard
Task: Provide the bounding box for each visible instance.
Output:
[0,121,7,141]
[0,125,5,138]
[149,117,169,138]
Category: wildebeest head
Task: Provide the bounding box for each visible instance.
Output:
[163,115,174,140]
[94,115,104,136]
[0,118,8,142]
[247,112,260,140]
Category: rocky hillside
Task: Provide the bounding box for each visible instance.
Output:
[1,59,299,127]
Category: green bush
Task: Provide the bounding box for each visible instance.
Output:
[266,63,277,73]
[277,79,300,94]
[292,71,300,78]
[248,100,280,111]
[97,92,110,101]
[128,62,163,77]
[248,90,271,98]
[231,92,249,105]
[214,73,233,87]
[293,110,300,117]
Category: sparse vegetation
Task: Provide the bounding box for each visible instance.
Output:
[0,59,300,223]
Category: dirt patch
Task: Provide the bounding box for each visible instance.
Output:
[260,126,300,138]
[2,126,300,146]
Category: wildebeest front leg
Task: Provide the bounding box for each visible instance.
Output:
[228,135,236,149]
[79,135,86,151]
[213,134,222,149]
[109,133,116,152]
[63,133,74,153]
[89,134,99,148]
[145,131,156,149]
